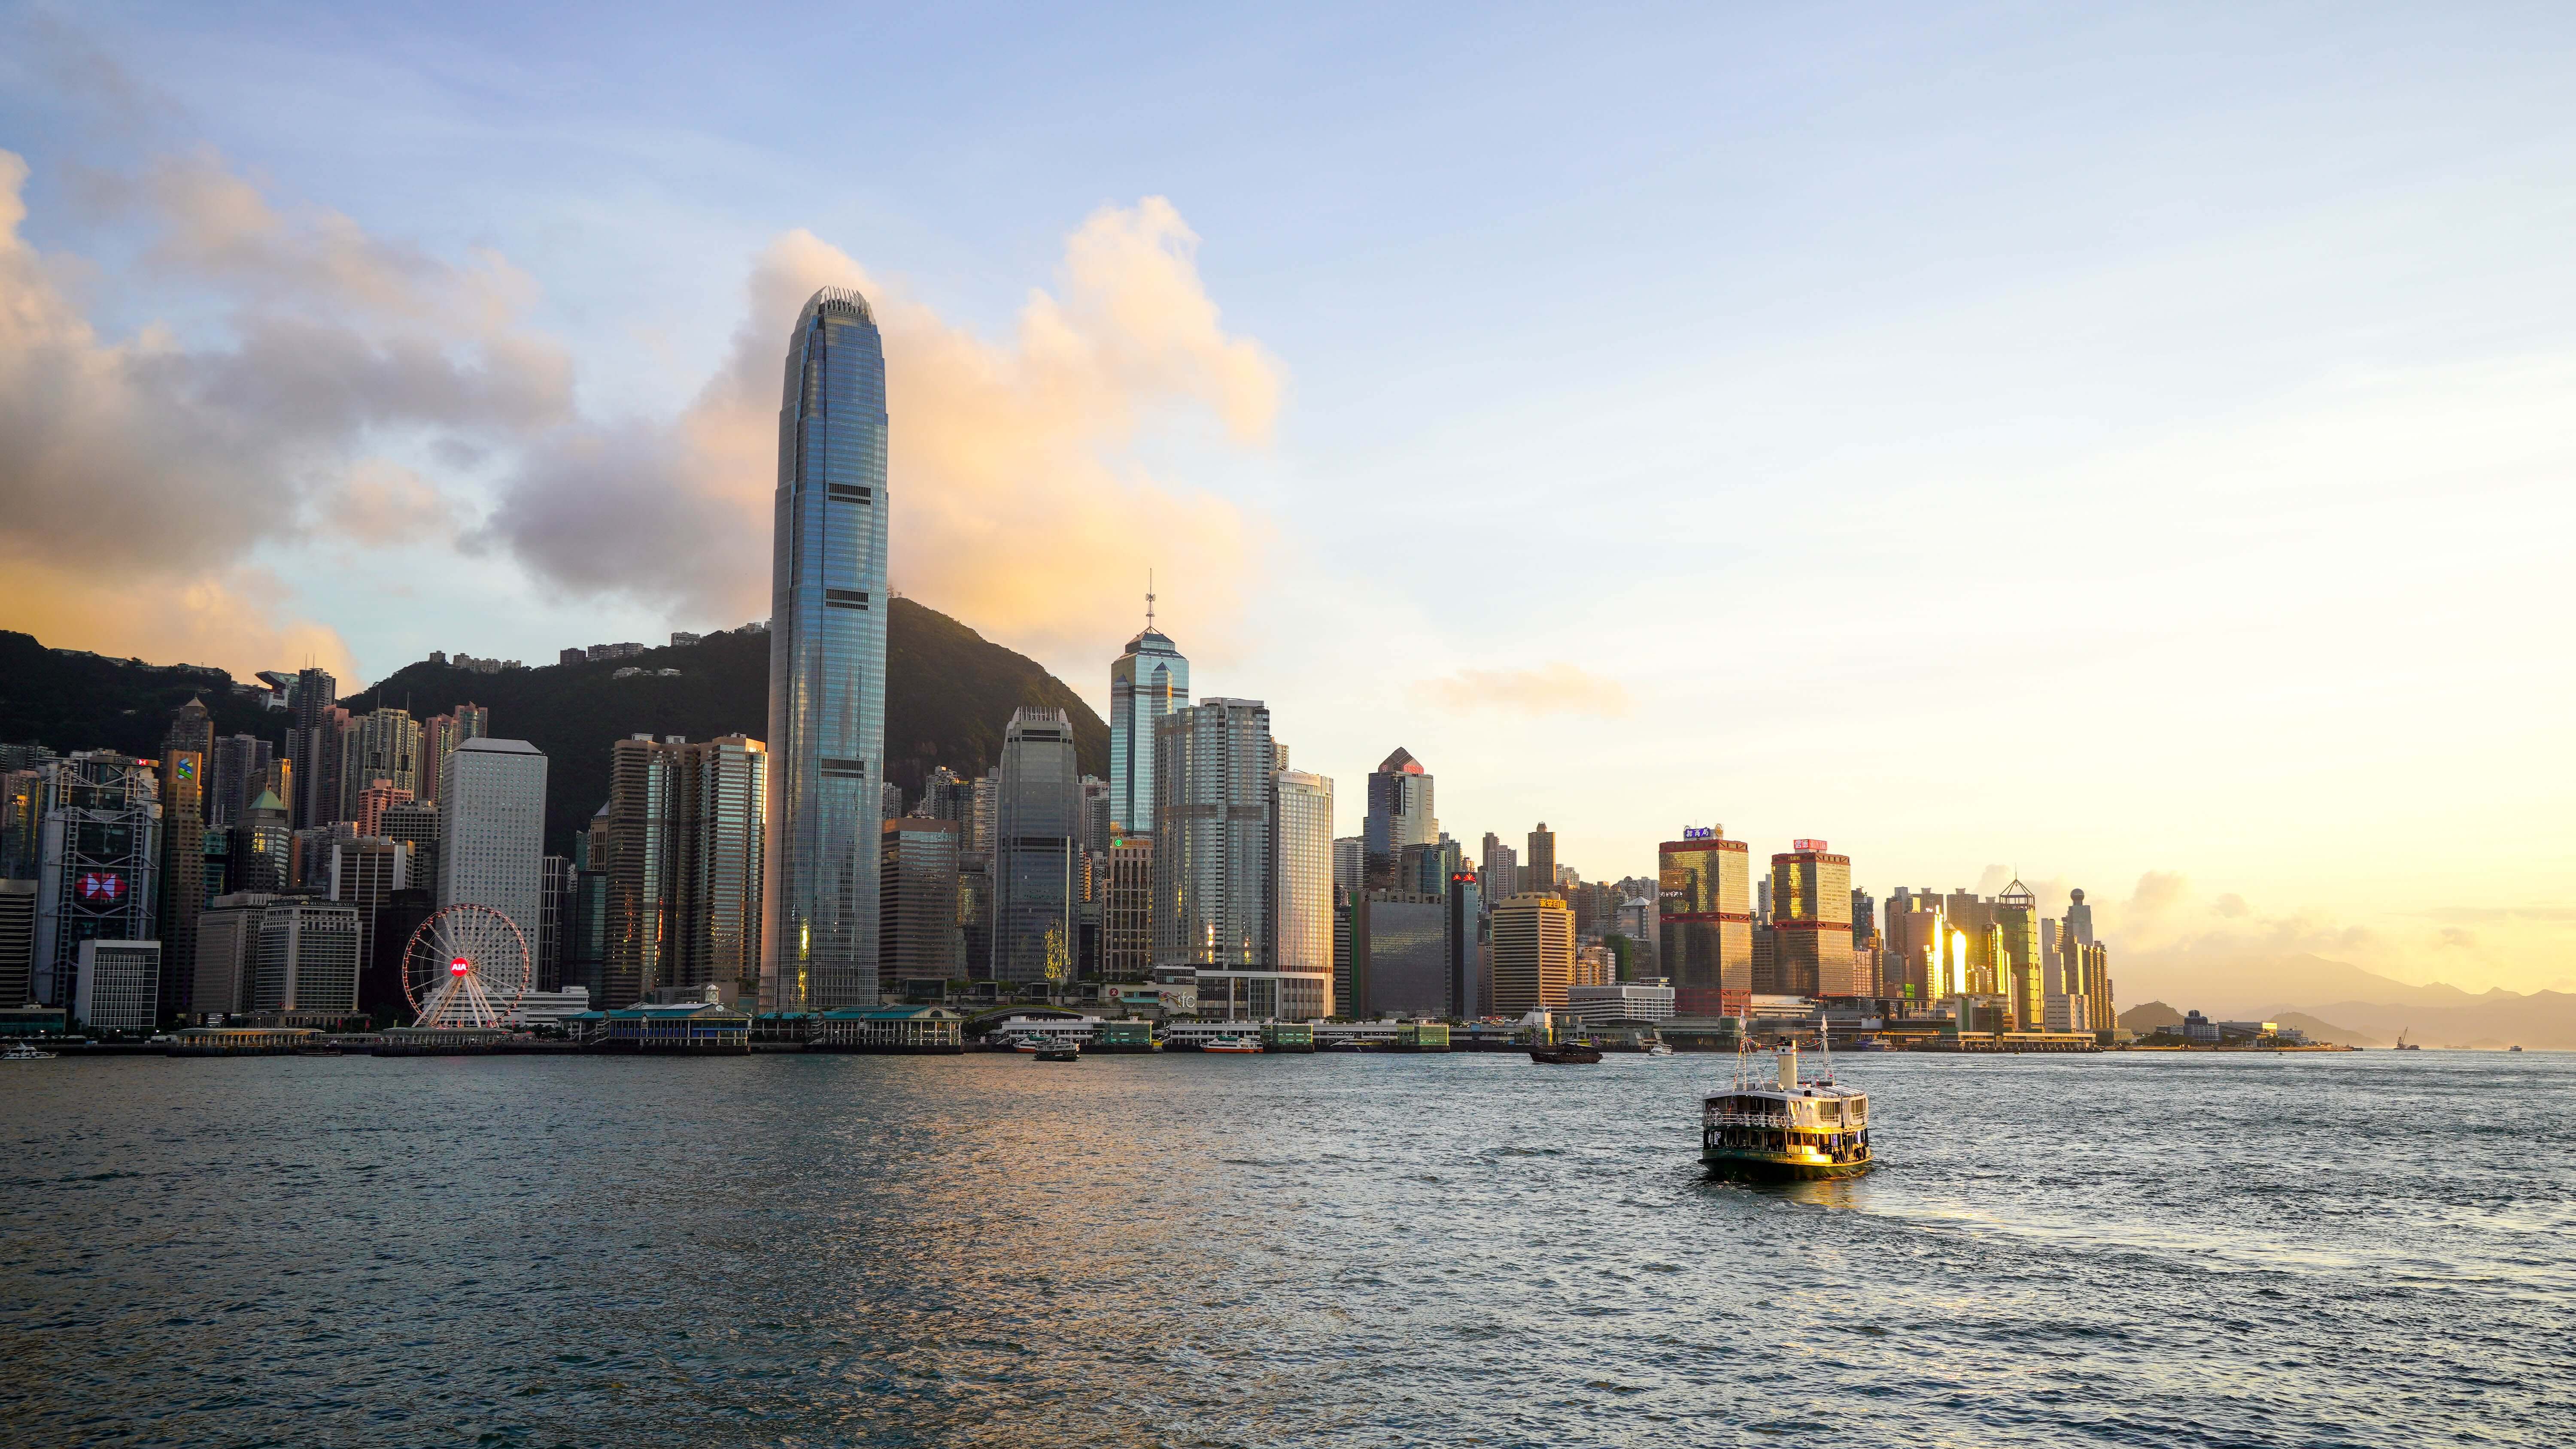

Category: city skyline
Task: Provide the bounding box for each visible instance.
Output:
[0,6,2570,994]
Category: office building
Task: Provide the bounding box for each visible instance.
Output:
[0,879,35,1008]
[1331,835,1362,894]
[352,779,413,839]
[33,753,161,1011]
[75,940,161,1033]
[1271,768,1335,977]
[881,817,962,989]
[2066,887,2095,946]
[763,285,890,1012]
[1445,868,1483,1018]
[538,855,573,991]
[1995,878,2041,1028]
[1658,828,1753,1015]
[330,836,415,1004]
[1769,839,1854,997]
[158,748,206,1020]
[3,764,44,879]
[339,708,422,821]
[991,708,1081,984]
[438,738,547,953]
[1525,824,1557,899]
[252,897,362,1014]
[207,735,273,831]
[1109,607,1190,836]
[1491,893,1575,1016]
[286,668,341,831]
[379,799,439,881]
[418,704,489,809]
[1079,776,1112,857]
[918,766,976,838]
[1152,698,1274,971]
[597,734,766,1008]
[1105,834,1154,981]
[1352,891,1448,1018]
[1362,749,1436,891]
[1563,982,1677,1026]
[231,788,294,895]
[192,891,274,1019]
[1479,834,1519,903]
[165,697,214,819]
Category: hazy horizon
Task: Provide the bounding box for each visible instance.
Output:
[2,3,2568,993]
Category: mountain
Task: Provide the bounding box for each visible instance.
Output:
[2119,952,2576,1049]
[2117,1000,2184,1033]
[2117,951,2506,1018]
[1,599,1108,855]
[2270,1012,2385,1048]
[0,631,278,759]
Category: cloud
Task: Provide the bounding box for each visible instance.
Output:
[2211,892,2249,919]
[0,146,569,678]
[2439,927,2477,949]
[476,197,1282,657]
[1419,663,1633,717]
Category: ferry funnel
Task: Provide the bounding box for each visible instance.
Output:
[1778,1045,1798,1088]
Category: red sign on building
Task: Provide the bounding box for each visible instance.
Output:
[77,872,126,903]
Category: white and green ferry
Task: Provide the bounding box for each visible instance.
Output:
[1701,1041,1873,1181]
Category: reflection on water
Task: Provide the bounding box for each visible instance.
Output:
[3,1050,2571,1445]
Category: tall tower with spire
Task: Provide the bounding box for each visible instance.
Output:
[1108,581,1189,836]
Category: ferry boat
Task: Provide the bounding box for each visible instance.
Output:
[3,1043,57,1061]
[1701,1040,1872,1182]
[1201,1035,1263,1054]
[1529,1043,1603,1064]
[1033,1044,1080,1062]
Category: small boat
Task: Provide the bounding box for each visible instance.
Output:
[1034,1044,1080,1062]
[1701,1020,1873,1181]
[3,1043,57,1061]
[2509,1045,2524,1052]
[1201,1035,1263,1054]
[2395,1030,2421,1051]
[1644,1042,1675,1058]
[1529,1044,1604,1064]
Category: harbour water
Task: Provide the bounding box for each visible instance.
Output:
[3,1049,2569,1446]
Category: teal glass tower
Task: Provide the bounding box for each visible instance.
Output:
[762,287,889,1012]
[1108,594,1188,837]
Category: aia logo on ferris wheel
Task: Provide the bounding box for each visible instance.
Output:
[77,873,126,903]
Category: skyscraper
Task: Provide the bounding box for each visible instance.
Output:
[1154,698,1318,1017]
[437,737,547,953]
[1105,835,1155,981]
[1363,749,1435,891]
[1491,893,1574,1016]
[32,753,161,1012]
[597,734,767,1008]
[763,286,890,1012]
[165,697,214,822]
[1770,840,1855,997]
[208,734,274,831]
[1331,836,1363,893]
[991,707,1081,984]
[1479,833,1519,902]
[880,816,962,991]
[2066,887,2094,946]
[1109,600,1189,835]
[1269,768,1334,977]
[286,668,340,831]
[1525,823,1557,898]
[1658,828,1753,1015]
[157,748,205,1022]
[339,707,422,822]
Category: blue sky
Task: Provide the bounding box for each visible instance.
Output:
[3,2,2572,990]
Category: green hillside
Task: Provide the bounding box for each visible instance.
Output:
[3,598,1108,854]
[0,632,276,758]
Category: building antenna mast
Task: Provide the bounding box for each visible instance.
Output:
[1145,569,1156,629]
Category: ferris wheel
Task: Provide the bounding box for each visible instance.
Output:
[403,903,532,1030]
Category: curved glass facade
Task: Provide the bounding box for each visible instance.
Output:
[1109,627,1188,835]
[762,288,889,1012]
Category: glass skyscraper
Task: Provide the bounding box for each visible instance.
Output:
[762,286,890,1012]
[1109,618,1188,836]
[991,708,1081,984]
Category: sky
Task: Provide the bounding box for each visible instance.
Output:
[2,2,2571,994]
